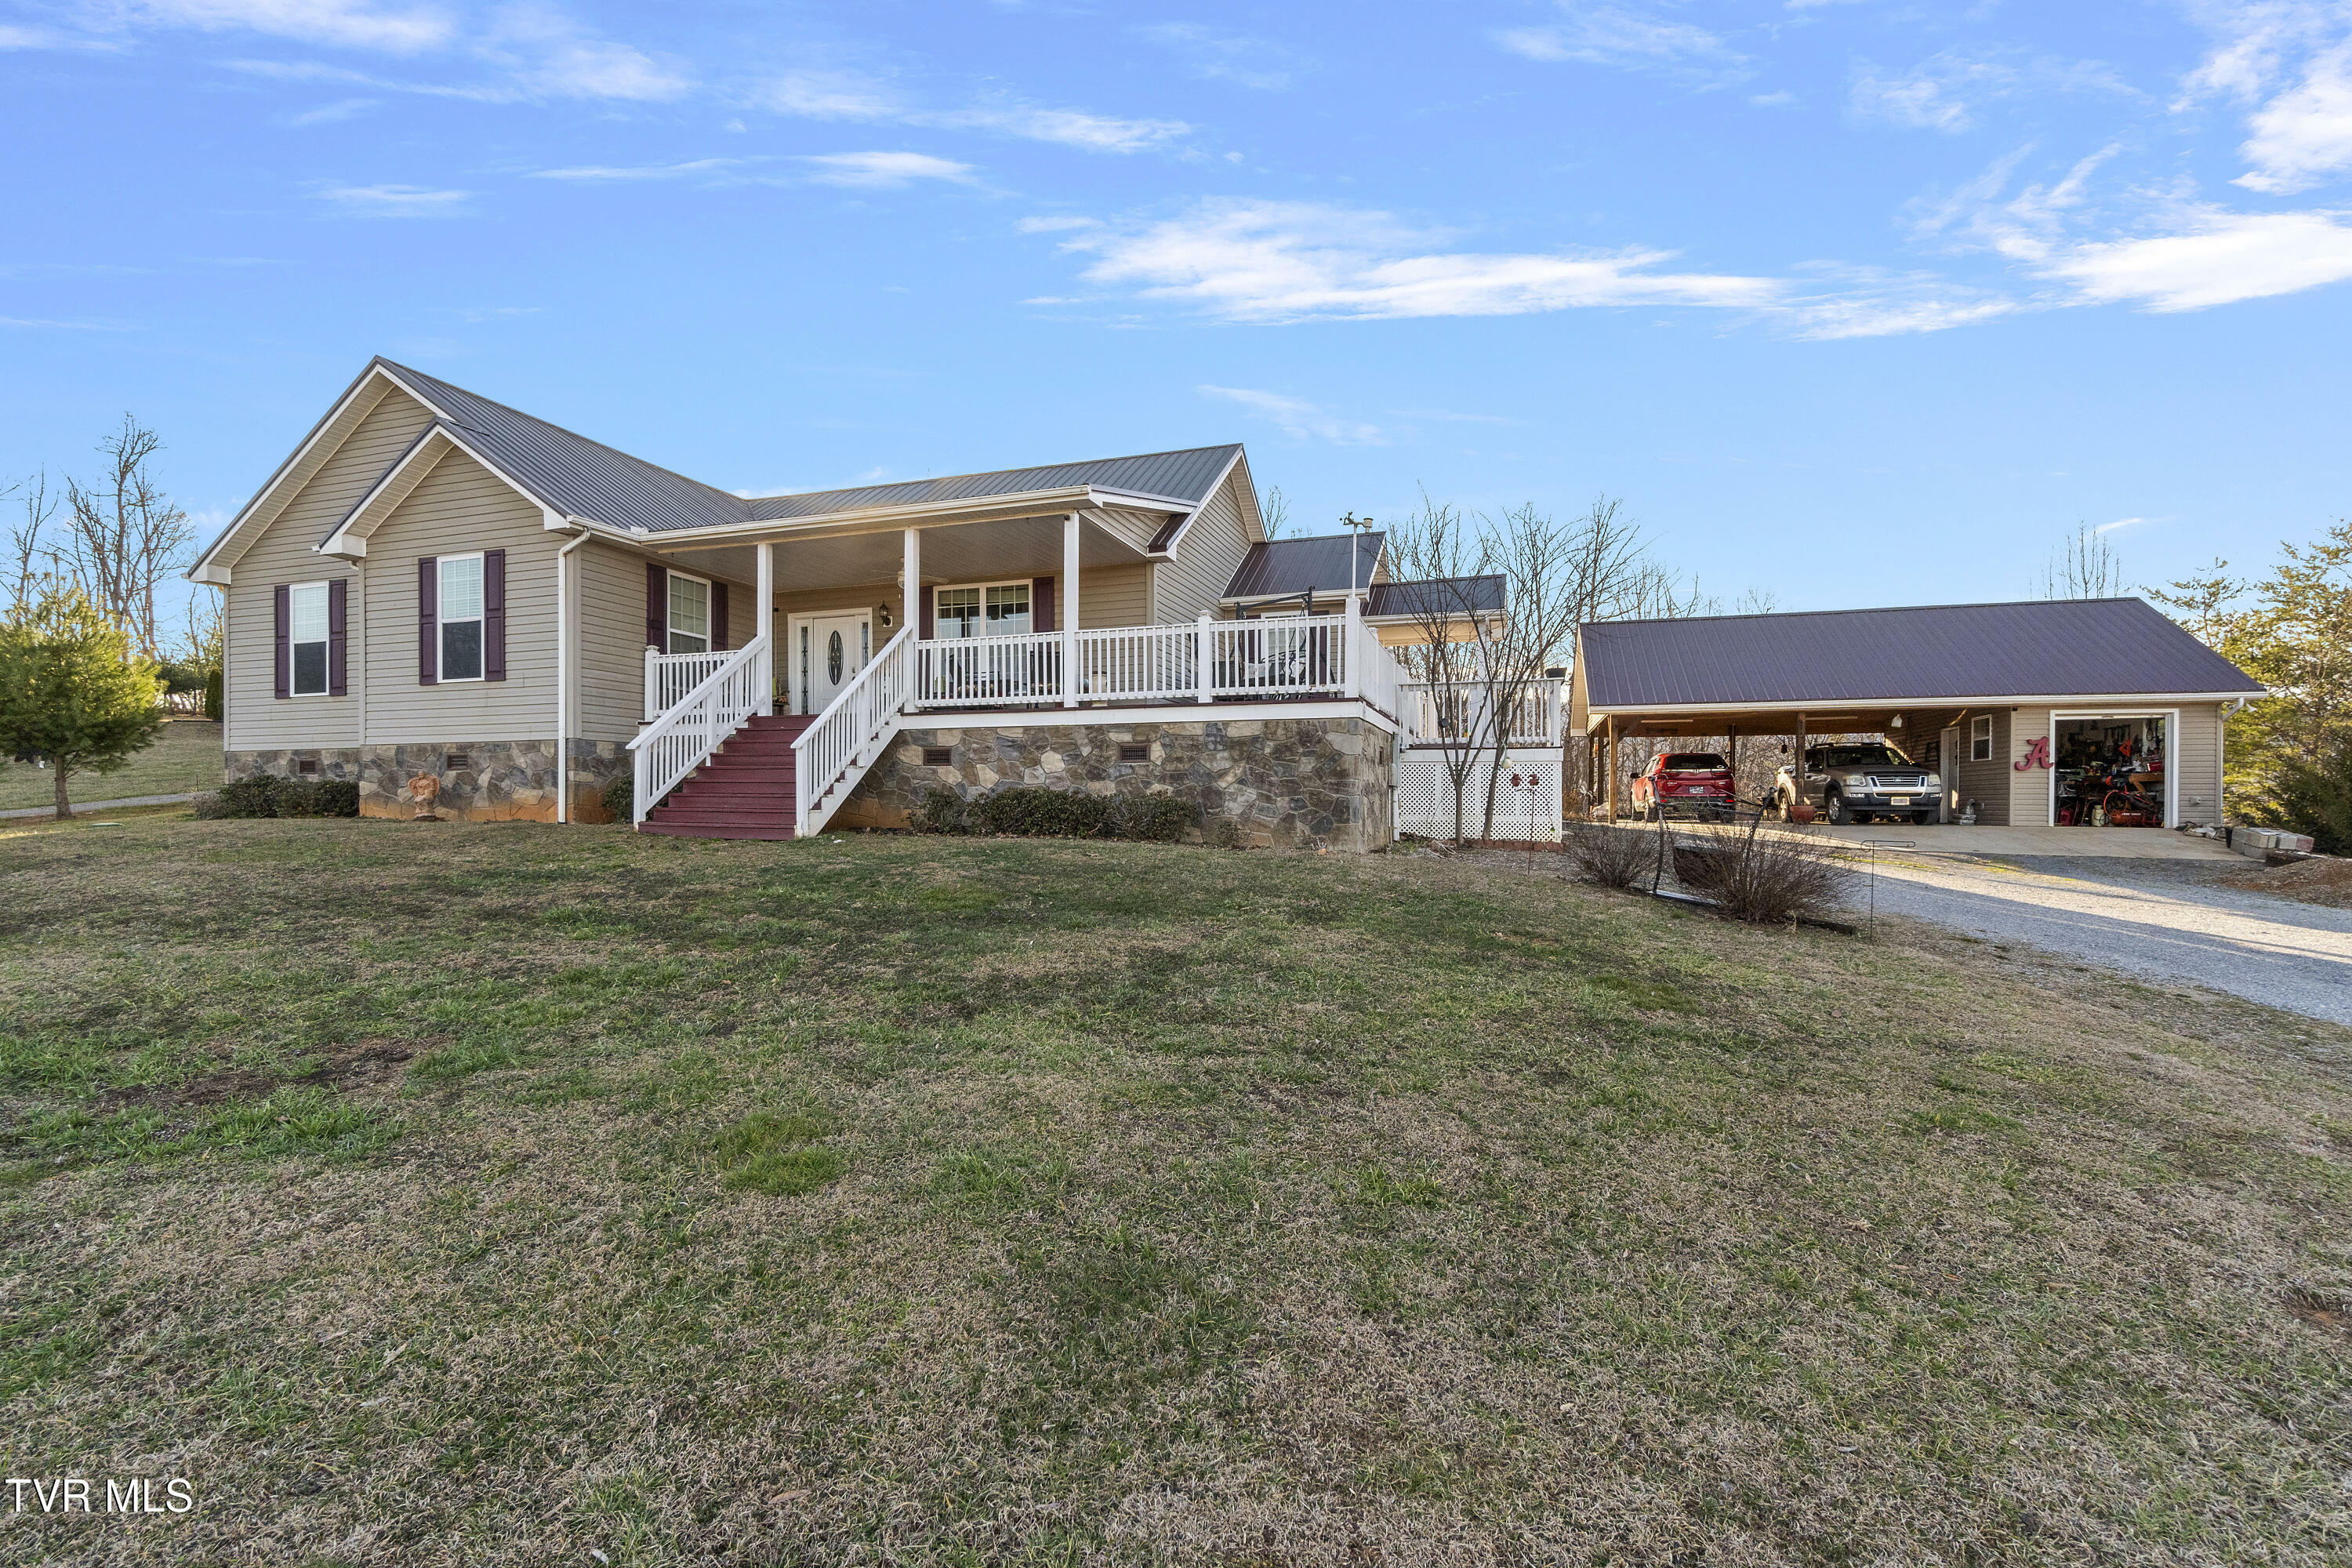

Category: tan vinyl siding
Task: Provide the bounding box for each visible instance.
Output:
[1076,563,1149,629]
[1951,709,2013,824]
[2007,706,2052,826]
[774,582,902,623]
[222,387,433,752]
[2174,702,2223,825]
[1155,471,1254,622]
[575,541,645,742]
[363,451,557,744]
[575,543,760,741]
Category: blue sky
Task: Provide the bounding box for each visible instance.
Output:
[5,0,2350,628]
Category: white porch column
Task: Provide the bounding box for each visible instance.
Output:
[1196,615,1214,704]
[1062,511,1080,708]
[902,526,922,713]
[755,540,775,717]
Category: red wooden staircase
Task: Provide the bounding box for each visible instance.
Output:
[637,713,812,840]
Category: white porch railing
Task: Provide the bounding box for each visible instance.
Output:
[793,623,917,837]
[644,646,734,720]
[1399,677,1564,749]
[1076,622,1198,704]
[626,633,771,823]
[917,633,1062,707]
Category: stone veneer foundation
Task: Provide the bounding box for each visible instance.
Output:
[829,714,1396,851]
[226,739,629,823]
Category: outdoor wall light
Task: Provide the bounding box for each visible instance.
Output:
[877,604,894,628]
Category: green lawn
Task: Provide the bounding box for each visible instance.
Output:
[2,816,2348,1566]
[0,718,222,812]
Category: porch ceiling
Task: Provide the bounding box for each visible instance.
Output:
[651,508,1154,595]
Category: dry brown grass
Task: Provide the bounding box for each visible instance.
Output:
[2,816,2349,1565]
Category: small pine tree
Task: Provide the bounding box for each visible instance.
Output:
[0,586,165,818]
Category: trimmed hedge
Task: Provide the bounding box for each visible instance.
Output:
[916,786,1199,843]
[194,775,358,819]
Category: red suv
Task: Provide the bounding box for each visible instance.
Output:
[1631,751,1737,821]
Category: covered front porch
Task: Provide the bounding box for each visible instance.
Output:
[623,500,1411,837]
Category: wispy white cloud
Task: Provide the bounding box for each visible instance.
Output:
[2037,205,2352,310]
[1749,89,1798,108]
[795,151,975,187]
[112,0,456,53]
[1494,4,1749,84]
[1912,141,2352,310]
[1136,22,1299,90]
[1036,199,2025,339]
[1200,386,1385,445]
[2095,515,2166,533]
[286,96,378,124]
[2176,2,2352,191]
[2236,40,2352,191]
[925,99,1187,154]
[755,67,1186,152]
[533,156,753,181]
[757,68,902,119]
[314,181,472,216]
[477,1,687,101]
[1043,200,1783,325]
[0,314,135,329]
[1851,52,2134,135]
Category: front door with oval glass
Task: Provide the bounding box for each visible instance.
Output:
[797,612,871,714]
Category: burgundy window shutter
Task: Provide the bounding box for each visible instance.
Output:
[483,549,506,682]
[327,579,348,696]
[418,556,437,684]
[918,586,935,639]
[711,581,729,652]
[1033,575,1055,634]
[645,562,667,653]
[273,584,291,699]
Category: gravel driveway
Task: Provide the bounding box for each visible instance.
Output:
[1861,853,2352,1024]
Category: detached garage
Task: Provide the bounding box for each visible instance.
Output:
[1570,597,2266,829]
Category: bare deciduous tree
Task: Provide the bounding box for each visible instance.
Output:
[56,416,195,661]
[7,471,60,615]
[2040,524,2124,600]
[1391,492,1667,842]
[1258,485,1290,539]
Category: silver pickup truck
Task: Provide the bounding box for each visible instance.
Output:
[1774,743,1940,826]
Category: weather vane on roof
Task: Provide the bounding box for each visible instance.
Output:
[1341,510,1374,602]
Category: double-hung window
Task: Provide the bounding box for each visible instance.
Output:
[934,581,1031,639]
[667,572,711,655]
[439,554,485,682]
[289,582,330,695]
[1970,715,1993,762]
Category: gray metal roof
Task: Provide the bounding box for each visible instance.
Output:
[382,360,751,532]
[1578,597,2263,708]
[1224,532,1387,600]
[1368,574,1505,619]
[746,445,1241,523]
[379,359,1241,535]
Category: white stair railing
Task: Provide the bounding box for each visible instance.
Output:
[644,647,734,720]
[626,633,771,824]
[1352,612,1404,724]
[794,624,916,837]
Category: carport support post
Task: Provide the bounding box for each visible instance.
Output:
[1605,717,1617,823]
[1727,729,1737,804]
[1795,713,1808,810]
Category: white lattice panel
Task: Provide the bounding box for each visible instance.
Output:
[1396,753,1561,841]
